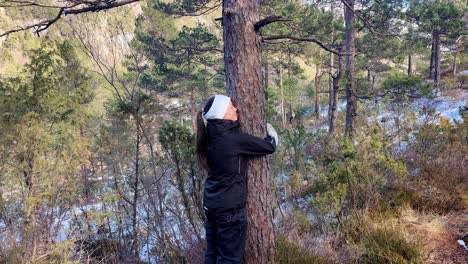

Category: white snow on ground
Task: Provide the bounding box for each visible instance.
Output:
[414,89,468,123]
[456,239,468,251]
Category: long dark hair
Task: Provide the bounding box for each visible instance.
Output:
[196,96,215,170]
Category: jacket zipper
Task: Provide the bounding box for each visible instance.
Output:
[238,157,241,175]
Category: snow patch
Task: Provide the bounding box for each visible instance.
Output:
[456,239,468,251]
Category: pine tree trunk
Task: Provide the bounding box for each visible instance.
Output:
[190,87,196,131]
[433,29,441,90]
[429,29,437,80]
[79,125,90,200]
[329,44,343,135]
[280,62,286,128]
[328,51,334,125]
[328,2,335,131]
[315,66,321,119]
[344,0,357,137]
[264,57,269,92]
[131,122,140,255]
[453,36,461,77]
[223,1,277,263]
[408,54,412,76]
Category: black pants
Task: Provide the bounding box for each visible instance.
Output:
[204,207,247,264]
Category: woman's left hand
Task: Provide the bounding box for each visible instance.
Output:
[266,123,278,146]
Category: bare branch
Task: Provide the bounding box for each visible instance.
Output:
[255,16,292,31]
[0,0,141,37]
[36,8,64,36]
[262,35,343,55]
[64,0,140,15]
[177,46,223,53]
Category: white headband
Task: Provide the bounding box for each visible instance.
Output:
[204,95,231,120]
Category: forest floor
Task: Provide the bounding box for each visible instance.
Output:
[429,209,468,264]
[410,208,468,264]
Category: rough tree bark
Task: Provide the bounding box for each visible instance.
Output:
[280,61,286,128]
[344,0,357,137]
[329,43,343,135]
[408,54,412,76]
[429,28,441,90]
[314,66,323,119]
[328,51,334,125]
[452,36,462,77]
[223,0,277,263]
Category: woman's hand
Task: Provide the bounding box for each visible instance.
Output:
[266,123,278,146]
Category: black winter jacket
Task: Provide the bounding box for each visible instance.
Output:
[203,119,276,213]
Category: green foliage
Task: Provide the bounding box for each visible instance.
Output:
[381,74,432,100]
[0,41,93,124]
[153,0,212,16]
[265,83,280,121]
[159,121,195,165]
[134,5,222,96]
[158,121,204,236]
[408,0,467,37]
[0,39,93,262]
[283,124,314,171]
[311,129,407,222]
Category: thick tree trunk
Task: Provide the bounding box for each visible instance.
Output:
[223,0,277,263]
[344,0,357,137]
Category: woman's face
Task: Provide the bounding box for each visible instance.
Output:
[223,101,238,121]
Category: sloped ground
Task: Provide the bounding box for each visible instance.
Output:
[429,209,468,264]
[397,208,468,264]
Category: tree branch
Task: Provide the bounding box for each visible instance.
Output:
[0,0,141,37]
[0,0,63,8]
[254,16,291,31]
[261,35,343,55]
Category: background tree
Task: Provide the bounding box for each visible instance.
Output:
[407,0,467,89]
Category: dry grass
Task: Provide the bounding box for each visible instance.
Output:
[381,207,468,264]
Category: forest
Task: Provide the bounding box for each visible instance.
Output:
[0,0,467,263]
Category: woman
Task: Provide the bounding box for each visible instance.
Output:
[196,95,278,264]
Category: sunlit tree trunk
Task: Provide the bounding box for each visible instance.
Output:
[344,0,357,137]
[223,0,277,262]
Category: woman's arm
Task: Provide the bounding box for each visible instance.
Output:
[235,132,276,155]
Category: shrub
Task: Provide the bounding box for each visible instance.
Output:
[310,129,407,224]
[404,111,468,213]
